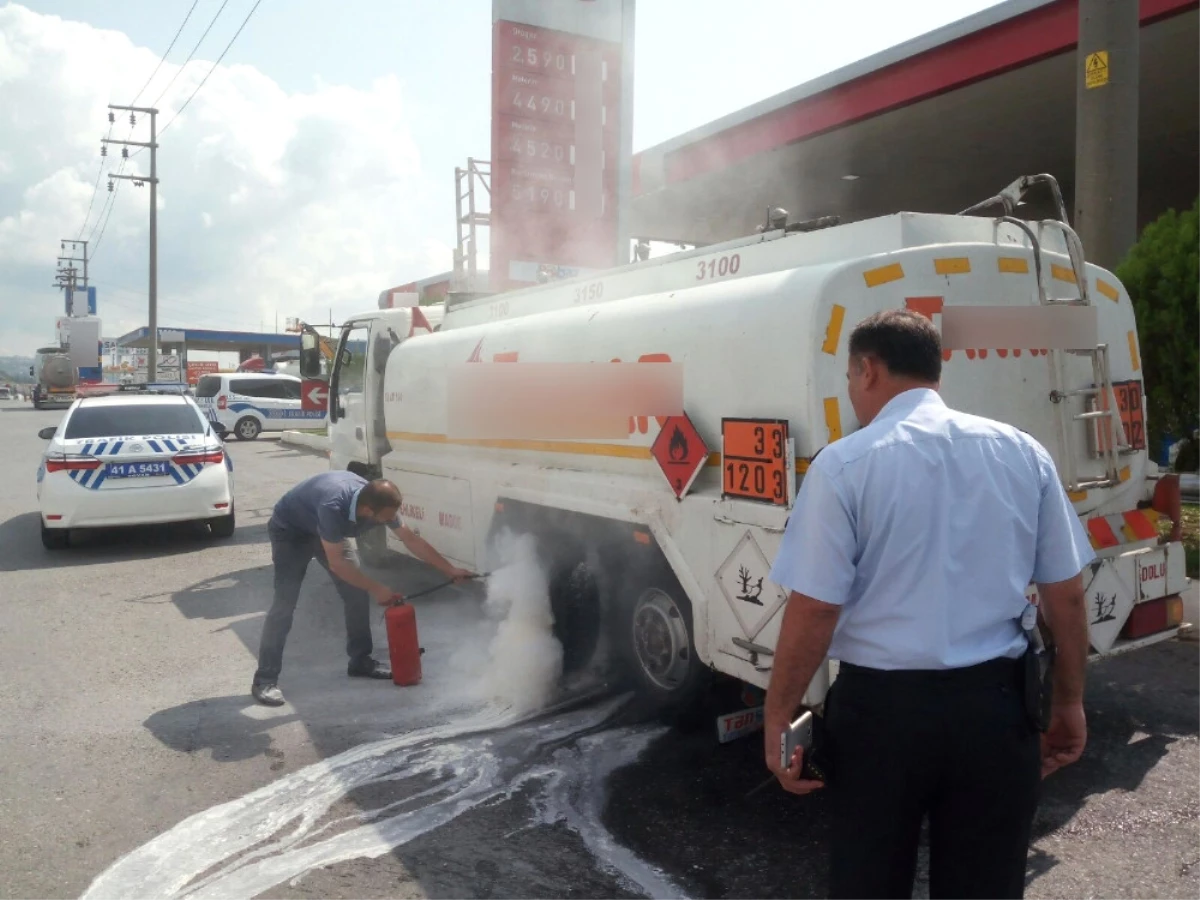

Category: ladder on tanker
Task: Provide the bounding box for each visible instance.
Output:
[961,174,1129,492]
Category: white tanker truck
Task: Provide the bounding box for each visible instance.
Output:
[302,175,1189,716]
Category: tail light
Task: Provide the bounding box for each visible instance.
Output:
[44,455,102,473]
[1120,595,1184,639]
[173,448,225,467]
[217,394,228,410]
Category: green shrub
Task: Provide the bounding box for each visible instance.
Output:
[1116,198,1199,456]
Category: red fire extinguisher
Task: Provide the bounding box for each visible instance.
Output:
[385,600,422,686]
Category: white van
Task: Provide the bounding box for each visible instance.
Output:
[194,372,325,440]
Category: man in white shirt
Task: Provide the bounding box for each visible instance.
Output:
[764,308,1094,899]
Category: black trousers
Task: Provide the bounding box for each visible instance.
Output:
[826,657,1041,900]
[253,522,373,685]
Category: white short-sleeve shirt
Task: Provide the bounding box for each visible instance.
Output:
[768,388,1096,670]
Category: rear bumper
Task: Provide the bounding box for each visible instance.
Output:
[39,465,233,529]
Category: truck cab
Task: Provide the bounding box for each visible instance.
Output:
[309,306,436,472]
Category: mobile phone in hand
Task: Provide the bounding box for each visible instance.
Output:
[781,708,833,783]
[780,709,814,771]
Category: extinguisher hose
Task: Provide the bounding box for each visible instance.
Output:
[380,572,490,619]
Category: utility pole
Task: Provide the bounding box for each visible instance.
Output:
[56,239,89,314]
[615,0,636,268]
[1074,0,1139,270]
[103,105,159,381]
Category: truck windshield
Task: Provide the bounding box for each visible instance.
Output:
[64,403,205,439]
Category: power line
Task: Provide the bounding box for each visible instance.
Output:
[150,0,233,109]
[89,154,128,262]
[129,0,238,161]
[158,0,265,140]
[76,120,114,240]
[130,0,203,105]
[77,1,200,245]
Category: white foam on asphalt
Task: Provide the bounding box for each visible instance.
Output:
[80,697,686,900]
[82,533,688,900]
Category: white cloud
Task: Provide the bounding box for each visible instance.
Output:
[0,3,438,354]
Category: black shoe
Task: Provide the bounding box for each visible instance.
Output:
[252,682,286,706]
[347,658,392,680]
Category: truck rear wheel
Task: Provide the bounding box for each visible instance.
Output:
[618,572,710,716]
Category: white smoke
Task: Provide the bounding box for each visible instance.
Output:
[469,529,564,715]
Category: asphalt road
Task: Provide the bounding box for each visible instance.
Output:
[0,398,1196,899]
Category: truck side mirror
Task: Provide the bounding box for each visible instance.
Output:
[38,426,57,440]
[28,366,34,377]
[299,333,323,378]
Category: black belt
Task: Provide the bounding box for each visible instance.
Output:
[838,656,1022,686]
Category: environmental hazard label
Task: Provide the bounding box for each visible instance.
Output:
[716,530,788,640]
[1085,50,1109,89]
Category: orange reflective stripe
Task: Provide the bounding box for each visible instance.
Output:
[1087,517,1120,548]
[1122,510,1158,541]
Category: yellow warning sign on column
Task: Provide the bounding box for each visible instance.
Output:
[1085,50,1109,89]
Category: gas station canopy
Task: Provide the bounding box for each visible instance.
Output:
[629,0,1198,246]
[114,326,300,355]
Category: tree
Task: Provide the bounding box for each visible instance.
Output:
[1115,198,1199,466]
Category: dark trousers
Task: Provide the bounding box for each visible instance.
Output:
[253,523,373,685]
[826,657,1041,900]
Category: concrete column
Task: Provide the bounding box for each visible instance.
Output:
[1074,0,1140,271]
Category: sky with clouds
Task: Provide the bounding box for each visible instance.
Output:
[0,0,1002,357]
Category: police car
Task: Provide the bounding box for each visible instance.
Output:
[194,372,325,440]
[36,389,235,550]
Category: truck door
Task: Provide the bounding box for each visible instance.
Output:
[365,321,399,460]
[329,322,372,469]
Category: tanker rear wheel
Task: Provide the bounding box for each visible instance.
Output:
[616,571,710,718]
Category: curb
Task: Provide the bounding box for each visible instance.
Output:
[281,430,331,454]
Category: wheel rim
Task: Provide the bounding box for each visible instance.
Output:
[238,420,258,438]
[631,588,691,691]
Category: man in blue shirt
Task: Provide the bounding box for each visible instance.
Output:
[252,472,471,706]
[764,309,1094,899]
